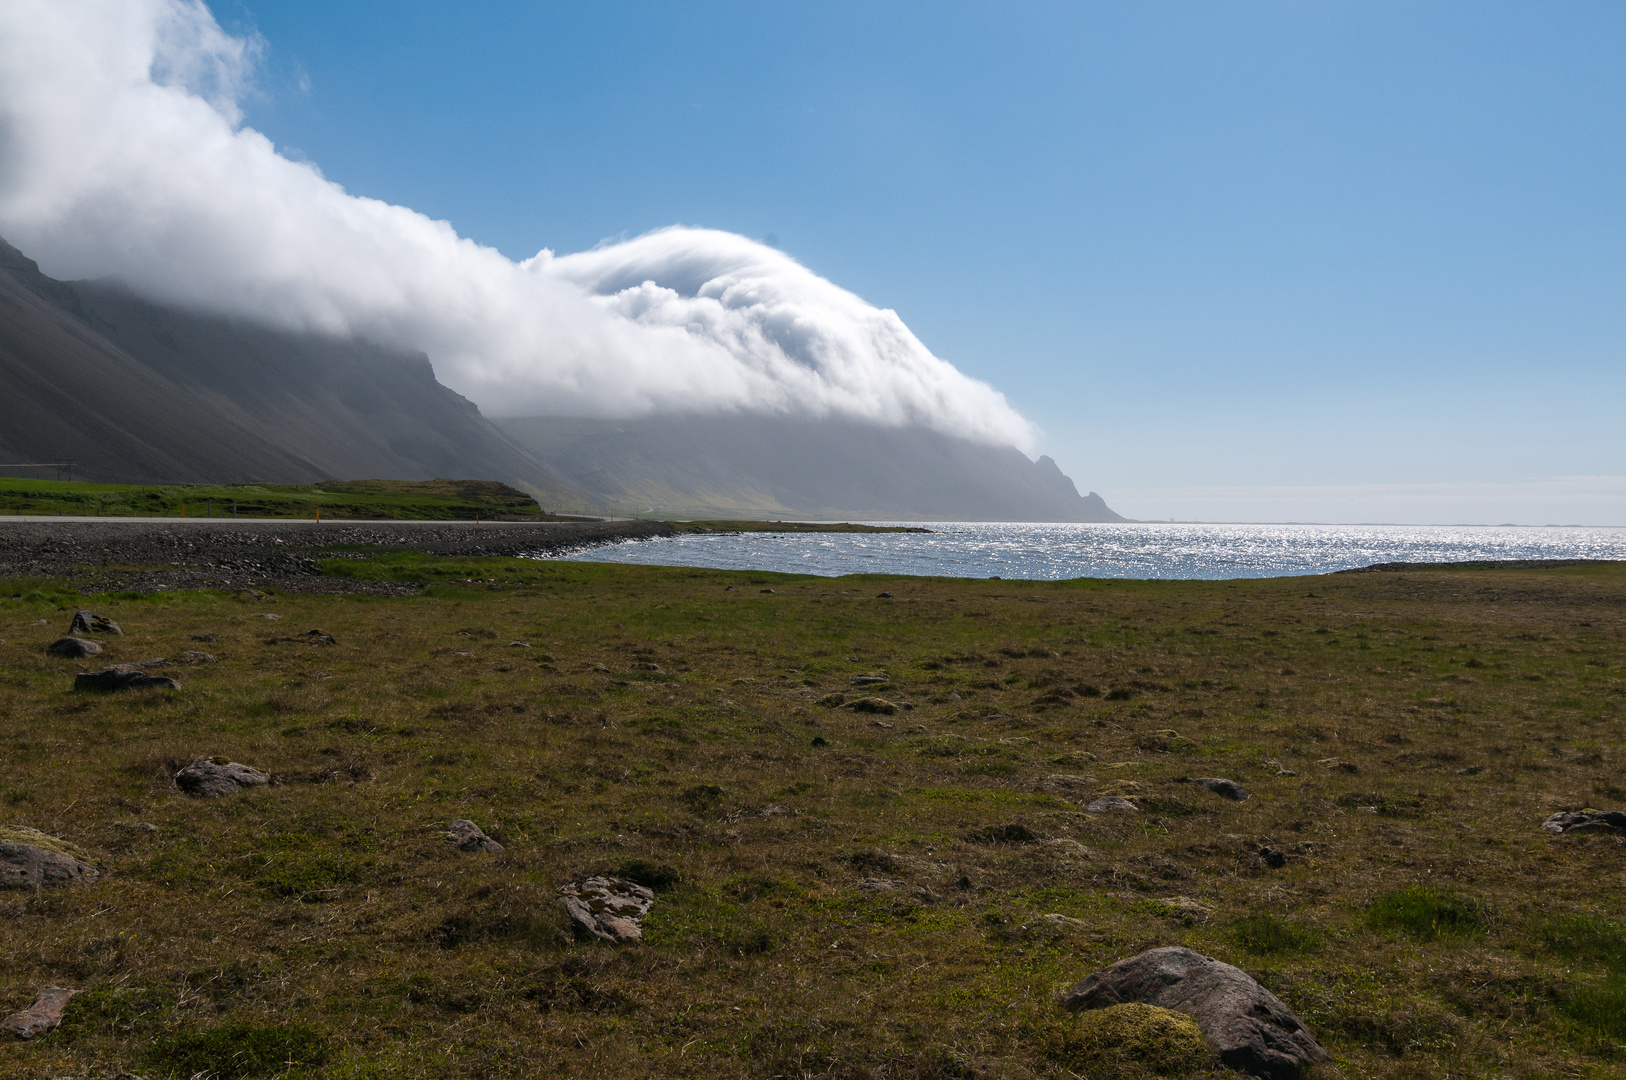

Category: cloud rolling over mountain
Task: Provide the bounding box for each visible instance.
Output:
[0,0,1032,448]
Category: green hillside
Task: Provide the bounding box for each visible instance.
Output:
[0,477,555,520]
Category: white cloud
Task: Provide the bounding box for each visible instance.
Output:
[0,0,1033,449]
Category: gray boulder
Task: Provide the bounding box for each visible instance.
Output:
[1085,796,1140,814]
[74,665,180,692]
[46,637,102,658]
[68,611,121,635]
[0,828,100,890]
[1,987,79,1039]
[175,757,271,797]
[1189,777,1251,801]
[447,819,504,854]
[1061,946,1330,1080]
[1542,810,1626,834]
[560,876,656,943]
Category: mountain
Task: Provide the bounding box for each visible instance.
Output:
[0,236,579,504]
[494,414,1128,522]
[0,235,1124,521]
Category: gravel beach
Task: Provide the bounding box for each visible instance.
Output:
[0,517,672,593]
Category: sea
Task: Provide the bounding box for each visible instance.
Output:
[555,522,1626,581]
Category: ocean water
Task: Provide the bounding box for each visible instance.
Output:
[555,522,1626,581]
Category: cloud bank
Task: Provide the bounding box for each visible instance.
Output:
[0,0,1033,449]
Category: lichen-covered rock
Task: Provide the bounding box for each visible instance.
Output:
[0,828,100,890]
[46,637,102,658]
[447,819,504,853]
[1189,777,1250,801]
[68,611,121,635]
[560,876,655,943]
[1542,809,1626,834]
[175,756,271,797]
[1085,796,1140,814]
[74,665,180,692]
[1061,946,1330,1080]
[1,987,79,1038]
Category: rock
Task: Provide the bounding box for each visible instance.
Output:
[1188,777,1250,801]
[1260,847,1287,869]
[174,756,271,797]
[46,637,102,658]
[291,629,336,645]
[74,665,181,692]
[876,592,892,598]
[1,988,79,1039]
[1085,796,1140,814]
[1061,946,1330,1080]
[191,634,217,642]
[1315,757,1358,774]
[507,640,531,648]
[178,650,216,663]
[850,674,890,686]
[843,697,897,715]
[0,827,100,889]
[447,819,504,853]
[1037,773,1099,796]
[68,610,121,635]
[560,876,655,943]
[759,588,775,594]
[1541,809,1626,834]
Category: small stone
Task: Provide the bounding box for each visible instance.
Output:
[68,611,121,635]
[75,665,181,692]
[0,828,100,890]
[507,640,532,648]
[191,634,217,642]
[292,629,336,645]
[1085,796,1140,814]
[560,876,655,943]
[869,719,894,729]
[46,637,102,658]
[849,674,890,686]
[1260,847,1287,869]
[1061,946,1330,1080]
[876,592,892,598]
[174,756,271,797]
[1315,757,1359,774]
[1,987,79,1039]
[1541,809,1626,835]
[810,735,829,747]
[1188,777,1250,801]
[447,819,504,854]
[759,588,775,594]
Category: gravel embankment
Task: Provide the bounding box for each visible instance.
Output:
[0,518,672,594]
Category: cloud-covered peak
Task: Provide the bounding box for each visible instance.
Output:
[0,0,1034,449]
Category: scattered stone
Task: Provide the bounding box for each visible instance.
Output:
[290,629,336,645]
[178,650,216,664]
[174,756,271,797]
[46,637,102,658]
[1541,809,1626,835]
[1259,847,1287,869]
[260,613,281,620]
[759,588,775,594]
[869,719,894,729]
[810,736,829,747]
[74,665,181,692]
[447,819,504,853]
[633,662,666,673]
[68,611,121,635]
[1085,796,1140,814]
[507,640,532,648]
[1061,946,1330,1080]
[1037,773,1099,796]
[876,592,892,598]
[843,697,897,715]
[0,827,100,889]
[1187,777,1251,802]
[1315,757,1359,774]
[560,876,656,943]
[191,634,217,642]
[849,674,890,686]
[1,988,79,1039]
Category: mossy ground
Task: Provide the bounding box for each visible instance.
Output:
[0,558,1623,1078]
[0,478,555,521]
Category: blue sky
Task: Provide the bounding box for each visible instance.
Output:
[224,1,1625,523]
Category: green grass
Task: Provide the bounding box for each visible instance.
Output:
[1,558,1624,1078]
[0,477,555,520]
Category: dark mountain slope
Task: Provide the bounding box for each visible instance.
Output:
[494,414,1128,522]
[0,237,579,501]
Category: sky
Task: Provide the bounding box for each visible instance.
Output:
[8,1,1626,524]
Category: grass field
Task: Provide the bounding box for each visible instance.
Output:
[0,478,557,521]
[0,558,1623,1078]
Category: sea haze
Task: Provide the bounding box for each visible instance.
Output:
[554,522,1626,581]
